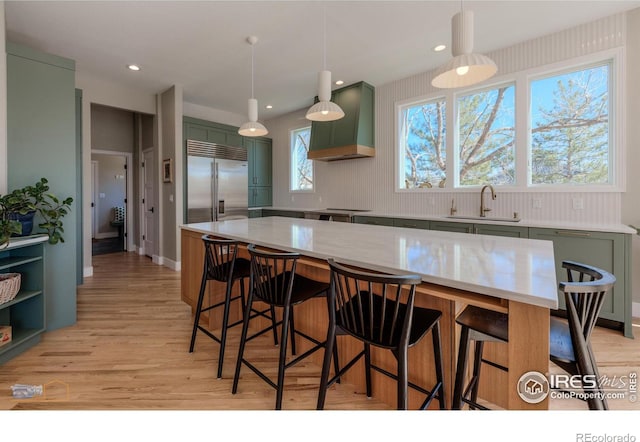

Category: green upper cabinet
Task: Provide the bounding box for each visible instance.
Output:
[308,81,375,161]
[245,137,272,187]
[528,228,632,338]
[183,116,243,147]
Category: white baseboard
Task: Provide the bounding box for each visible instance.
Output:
[138,246,145,255]
[83,266,93,277]
[162,256,181,272]
[633,302,640,320]
[152,254,162,265]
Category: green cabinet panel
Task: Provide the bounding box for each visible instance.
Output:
[309,81,375,160]
[393,218,431,230]
[246,138,272,187]
[249,187,272,208]
[262,209,305,218]
[183,117,244,148]
[0,237,47,364]
[248,209,262,218]
[430,221,474,234]
[529,228,631,338]
[185,124,208,142]
[474,224,529,238]
[352,216,394,227]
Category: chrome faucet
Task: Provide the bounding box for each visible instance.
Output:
[479,184,496,217]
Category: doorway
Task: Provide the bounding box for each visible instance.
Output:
[91,150,132,256]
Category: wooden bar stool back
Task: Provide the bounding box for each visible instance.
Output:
[317,259,446,410]
[232,244,330,410]
[550,260,616,410]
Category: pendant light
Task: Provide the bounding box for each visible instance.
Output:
[431,4,497,89]
[239,36,268,137]
[306,4,344,122]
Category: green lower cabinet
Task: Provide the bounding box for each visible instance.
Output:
[262,209,305,218]
[474,224,528,238]
[248,209,262,218]
[249,187,272,208]
[393,218,430,230]
[430,221,474,234]
[352,216,394,226]
[528,228,632,338]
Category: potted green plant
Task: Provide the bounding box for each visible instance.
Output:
[0,178,73,247]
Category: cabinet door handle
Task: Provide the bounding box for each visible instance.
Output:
[555,230,591,237]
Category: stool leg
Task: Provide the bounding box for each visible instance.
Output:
[270,306,279,346]
[289,308,297,356]
[316,320,336,410]
[232,279,255,395]
[397,345,409,410]
[469,341,484,410]
[364,342,372,398]
[275,303,292,410]
[189,270,208,353]
[453,325,470,410]
[239,277,246,317]
[431,322,446,410]
[216,277,235,379]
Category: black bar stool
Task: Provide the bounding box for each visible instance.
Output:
[189,235,276,379]
[317,259,446,410]
[452,305,508,410]
[231,243,332,410]
[550,260,616,410]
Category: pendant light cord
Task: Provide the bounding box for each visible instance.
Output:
[322,2,327,70]
[251,41,255,99]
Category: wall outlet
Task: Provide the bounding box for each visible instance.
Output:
[532,198,542,209]
[572,198,584,210]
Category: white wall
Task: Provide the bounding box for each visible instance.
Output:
[269,12,627,226]
[91,104,135,152]
[92,153,126,237]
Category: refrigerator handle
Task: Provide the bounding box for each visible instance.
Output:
[213,161,219,221]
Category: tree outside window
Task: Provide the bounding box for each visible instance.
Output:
[290,127,313,191]
[399,99,446,189]
[457,85,516,186]
[530,64,610,185]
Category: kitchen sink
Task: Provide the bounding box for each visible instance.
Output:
[445,215,521,223]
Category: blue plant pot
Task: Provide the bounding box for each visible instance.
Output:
[8,211,36,237]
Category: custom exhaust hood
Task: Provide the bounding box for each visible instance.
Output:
[307,81,375,161]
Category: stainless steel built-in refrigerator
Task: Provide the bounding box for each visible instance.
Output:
[186,140,248,223]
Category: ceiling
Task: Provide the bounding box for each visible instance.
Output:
[5,1,640,120]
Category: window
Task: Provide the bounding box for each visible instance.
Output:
[290,126,313,191]
[530,63,610,185]
[398,98,446,189]
[457,84,515,186]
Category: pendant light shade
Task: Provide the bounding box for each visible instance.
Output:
[306,70,345,121]
[306,4,344,122]
[431,9,497,89]
[239,36,268,137]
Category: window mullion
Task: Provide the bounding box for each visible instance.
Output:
[515,72,529,189]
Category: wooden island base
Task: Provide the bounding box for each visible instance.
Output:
[181,228,550,410]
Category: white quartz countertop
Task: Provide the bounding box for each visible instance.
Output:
[250,206,636,234]
[181,217,559,309]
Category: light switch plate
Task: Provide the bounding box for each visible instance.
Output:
[572,198,584,210]
[532,198,542,209]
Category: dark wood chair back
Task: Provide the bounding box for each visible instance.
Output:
[202,235,240,283]
[327,258,422,349]
[247,243,300,308]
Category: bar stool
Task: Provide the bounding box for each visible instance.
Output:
[550,260,616,410]
[452,305,508,410]
[317,259,446,410]
[232,243,331,410]
[189,235,276,379]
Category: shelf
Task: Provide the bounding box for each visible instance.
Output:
[0,255,43,271]
[0,290,43,310]
[0,326,44,356]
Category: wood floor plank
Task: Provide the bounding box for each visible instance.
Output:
[0,251,638,411]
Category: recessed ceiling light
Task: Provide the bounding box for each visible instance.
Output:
[127,64,141,71]
[433,44,447,52]
[335,80,344,85]
[265,105,273,109]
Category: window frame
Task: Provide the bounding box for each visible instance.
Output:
[289,125,315,193]
[393,47,624,193]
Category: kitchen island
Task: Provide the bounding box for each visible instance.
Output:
[180,216,558,409]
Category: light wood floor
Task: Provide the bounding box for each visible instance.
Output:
[1,252,638,411]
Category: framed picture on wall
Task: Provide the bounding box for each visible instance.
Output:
[163,158,173,183]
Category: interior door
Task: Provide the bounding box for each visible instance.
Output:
[142,149,156,257]
[91,161,98,238]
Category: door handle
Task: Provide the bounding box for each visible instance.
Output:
[149,207,154,213]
